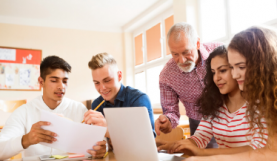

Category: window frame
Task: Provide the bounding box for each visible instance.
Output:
[132,8,174,108]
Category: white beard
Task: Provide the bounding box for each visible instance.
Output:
[178,60,195,73]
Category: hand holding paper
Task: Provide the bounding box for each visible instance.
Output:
[22,121,56,149]
[40,110,107,155]
[87,140,107,158]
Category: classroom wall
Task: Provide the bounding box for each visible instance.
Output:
[0,23,124,103]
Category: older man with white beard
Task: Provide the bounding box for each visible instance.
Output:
[155,22,221,148]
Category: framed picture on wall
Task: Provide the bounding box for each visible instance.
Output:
[0,46,42,91]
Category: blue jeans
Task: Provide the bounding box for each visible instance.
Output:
[189,118,218,148]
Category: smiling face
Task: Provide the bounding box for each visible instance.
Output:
[227,49,247,91]
[39,69,68,105]
[211,55,239,94]
[92,64,122,105]
[168,32,200,72]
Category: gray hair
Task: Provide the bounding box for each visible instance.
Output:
[167,22,198,46]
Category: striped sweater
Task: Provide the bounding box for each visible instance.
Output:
[190,103,267,149]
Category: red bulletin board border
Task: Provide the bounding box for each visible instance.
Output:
[0,46,42,65]
[0,46,42,91]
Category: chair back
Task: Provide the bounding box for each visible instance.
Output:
[0,100,26,159]
[0,99,27,128]
[0,99,27,113]
[0,110,11,129]
[156,127,184,142]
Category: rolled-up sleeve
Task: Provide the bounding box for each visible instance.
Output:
[159,82,180,128]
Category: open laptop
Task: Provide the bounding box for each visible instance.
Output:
[104,107,185,161]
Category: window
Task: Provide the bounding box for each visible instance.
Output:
[164,15,174,55]
[134,14,174,108]
[134,34,143,66]
[200,0,277,42]
[200,0,226,42]
[146,65,164,106]
[135,71,146,93]
[146,23,162,62]
[229,0,277,34]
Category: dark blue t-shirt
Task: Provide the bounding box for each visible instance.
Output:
[91,84,156,137]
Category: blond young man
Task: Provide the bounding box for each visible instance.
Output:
[83,53,155,141]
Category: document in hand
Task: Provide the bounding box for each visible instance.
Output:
[40,110,107,155]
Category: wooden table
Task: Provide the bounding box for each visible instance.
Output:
[6,152,117,161]
[6,152,189,161]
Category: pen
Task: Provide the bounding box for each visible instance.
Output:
[82,100,105,123]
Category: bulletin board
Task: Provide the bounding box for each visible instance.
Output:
[0,46,42,91]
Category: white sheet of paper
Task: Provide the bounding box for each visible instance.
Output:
[0,48,16,61]
[40,110,107,155]
[158,153,185,161]
[5,74,14,86]
[19,68,31,86]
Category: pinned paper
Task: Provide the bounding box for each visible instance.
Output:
[19,68,31,86]
[0,48,16,61]
[5,74,14,86]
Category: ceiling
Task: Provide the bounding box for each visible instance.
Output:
[0,0,162,32]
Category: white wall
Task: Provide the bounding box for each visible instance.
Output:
[0,23,124,102]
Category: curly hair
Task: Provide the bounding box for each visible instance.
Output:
[196,45,228,120]
[228,26,277,143]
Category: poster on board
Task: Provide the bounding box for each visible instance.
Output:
[0,46,42,91]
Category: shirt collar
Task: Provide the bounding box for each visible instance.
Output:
[197,50,204,67]
[114,84,125,102]
[198,43,209,64]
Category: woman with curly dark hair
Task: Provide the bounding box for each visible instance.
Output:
[184,26,277,161]
[157,45,267,156]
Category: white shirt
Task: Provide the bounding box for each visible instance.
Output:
[0,96,87,160]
